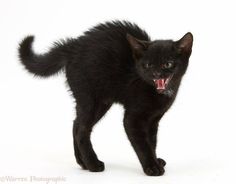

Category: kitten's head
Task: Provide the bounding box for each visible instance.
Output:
[127,32,193,96]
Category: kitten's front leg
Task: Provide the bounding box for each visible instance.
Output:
[148,115,166,167]
[123,111,165,176]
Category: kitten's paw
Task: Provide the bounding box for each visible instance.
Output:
[144,164,165,176]
[156,158,166,167]
[88,160,105,172]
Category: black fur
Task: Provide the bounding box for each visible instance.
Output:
[18,21,193,176]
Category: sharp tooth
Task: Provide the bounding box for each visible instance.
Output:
[165,77,171,85]
[165,78,169,85]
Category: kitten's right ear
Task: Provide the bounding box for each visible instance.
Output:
[126,33,150,60]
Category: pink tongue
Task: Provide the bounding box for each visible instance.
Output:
[156,79,166,90]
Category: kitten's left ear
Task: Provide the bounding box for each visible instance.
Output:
[126,33,150,60]
[176,32,193,57]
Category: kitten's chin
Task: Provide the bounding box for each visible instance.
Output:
[157,88,174,97]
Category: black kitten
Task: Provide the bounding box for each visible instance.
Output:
[18,21,193,176]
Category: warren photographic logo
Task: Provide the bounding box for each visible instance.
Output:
[0,176,66,184]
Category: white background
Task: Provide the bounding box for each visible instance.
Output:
[0,0,236,183]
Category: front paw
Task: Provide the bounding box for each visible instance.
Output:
[156,158,166,167]
[87,160,105,172]
[144,163,165,176]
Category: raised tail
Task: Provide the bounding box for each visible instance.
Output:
[18,36,68,77]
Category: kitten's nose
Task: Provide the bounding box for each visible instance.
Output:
[153,71,161,78]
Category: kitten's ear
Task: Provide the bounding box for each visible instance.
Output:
[176,32,193,57]
[126,33,150,60]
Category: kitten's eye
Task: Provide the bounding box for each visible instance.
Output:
[143,63,154,69]
[163,62,174,69]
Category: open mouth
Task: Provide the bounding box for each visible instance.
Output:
[153,75,173,92]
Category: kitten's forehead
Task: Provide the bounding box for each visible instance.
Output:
[150,40,174,51]
[146,40,176,60]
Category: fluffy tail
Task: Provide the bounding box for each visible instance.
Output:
[18,36,67,77]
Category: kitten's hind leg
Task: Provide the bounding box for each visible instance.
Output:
[73,100,111,172]
[73,125,87,169]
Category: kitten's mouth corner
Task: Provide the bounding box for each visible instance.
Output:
[153,75,173,93]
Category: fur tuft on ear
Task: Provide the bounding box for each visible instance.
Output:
[176,32,193,56]
[126,33,150,60]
